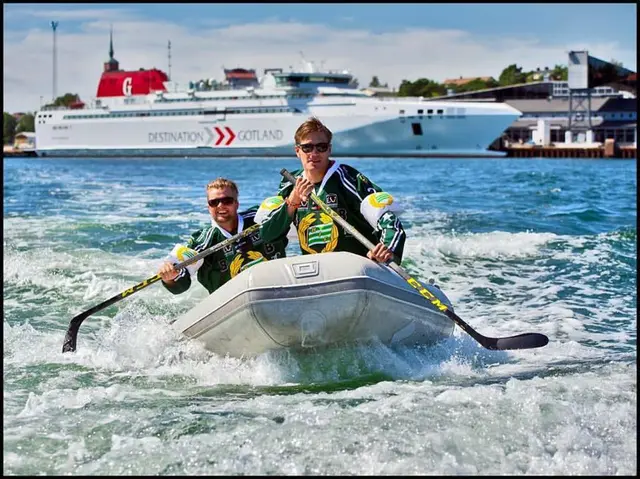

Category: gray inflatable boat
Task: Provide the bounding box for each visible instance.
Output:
[172,251,455,357]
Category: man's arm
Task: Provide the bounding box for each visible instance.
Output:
[352,167,407,263]
[159,229,206,294]
[256,180,296,243]
[376,211,406,263]
[161,266,192,295]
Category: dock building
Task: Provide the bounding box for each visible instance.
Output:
[428,52,637,157]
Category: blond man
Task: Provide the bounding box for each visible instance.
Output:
[159,178,288,295]
[259,118,405,264]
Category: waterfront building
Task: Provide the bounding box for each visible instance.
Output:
[431,53,637,151]
[430,80,637,149]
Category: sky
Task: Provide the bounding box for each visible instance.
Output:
[3,3,637,113]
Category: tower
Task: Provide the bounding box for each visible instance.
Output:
[103,26,120,72]
[168,40,172,80]
[51,21,58,101]
[566,51,593,143]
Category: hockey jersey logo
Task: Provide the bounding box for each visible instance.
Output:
[298,212,339,254]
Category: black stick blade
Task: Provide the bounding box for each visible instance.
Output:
[484,333,549,351]
[62,330,77,353]
[61,311,90,353]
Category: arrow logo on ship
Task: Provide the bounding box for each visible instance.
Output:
[213,126,236,146]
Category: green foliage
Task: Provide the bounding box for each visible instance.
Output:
[16,113,35,133]
[450,77,499,93]
[498,64,527,86]
[369,76,380,88]
[551,64,568,81]
[44,93,81,108]
[397,78,446,97]
[3,112,18,145]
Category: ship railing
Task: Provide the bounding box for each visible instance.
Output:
[372,96,427,102]
[40,105,71,111]
[40,99,110,111]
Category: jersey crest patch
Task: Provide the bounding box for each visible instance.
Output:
[298,212,339,254]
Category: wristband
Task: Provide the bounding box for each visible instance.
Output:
[286,196,301,209]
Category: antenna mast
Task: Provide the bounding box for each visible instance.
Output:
[168,40,172,80]
[51,21,59,101]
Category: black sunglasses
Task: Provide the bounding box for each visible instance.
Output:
[208,196,235,207]
[297,142,330,153]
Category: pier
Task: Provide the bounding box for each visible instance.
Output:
[505,144,636,159]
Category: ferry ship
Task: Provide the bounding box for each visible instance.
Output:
[35,36,521,157]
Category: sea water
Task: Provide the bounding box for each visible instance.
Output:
[3,157,636,475]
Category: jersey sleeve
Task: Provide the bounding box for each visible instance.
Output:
[161,228,204,295]
[258,178,295,243]
[349,166,407,263]
[378,211,406,263]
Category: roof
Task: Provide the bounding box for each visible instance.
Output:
[597,120,637,129]
[597,98,639,112]
[363,86,394,92]
[510,118,603,128]
[444,76,495,86]
[509,118,636,129]
[430,81,548,100]
[15,132,36,139]
[225,72,257,79]
[224,69,257,80]
[505,97,637,113]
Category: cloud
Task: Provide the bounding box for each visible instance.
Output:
[3,16,637,113]
[5,6,134,21]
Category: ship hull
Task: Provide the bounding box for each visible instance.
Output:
[36,98,519,157]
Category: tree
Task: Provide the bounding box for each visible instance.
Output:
[498,64,526,86]
[397,78,446,97]
[16,113,35,133]
[610,59,623,67]
[369,76,381,88]
[454,77,498,93]
[550,64,568,81]
[44,93,82,108]
[3,112,18,145]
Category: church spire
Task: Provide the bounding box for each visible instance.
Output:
[103,25,119,72]
[109,25,114,60]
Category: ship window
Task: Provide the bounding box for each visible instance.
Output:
[418,109,423,114]
[427,109,433,115]
[437,109,444,115]
[399,110,405,115]
[411,123,423,136]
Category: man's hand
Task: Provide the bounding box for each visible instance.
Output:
[367,242,393,263]
[289,176,314,206]
[158,261,179,283]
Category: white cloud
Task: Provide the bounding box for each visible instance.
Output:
[5,6,134,21]
[3,17,637,113]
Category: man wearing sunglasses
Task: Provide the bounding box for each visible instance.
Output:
[158,177,288,295]
[258,117,406,264]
